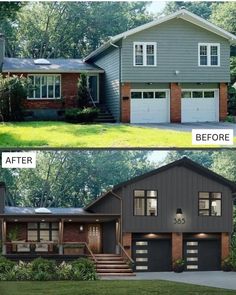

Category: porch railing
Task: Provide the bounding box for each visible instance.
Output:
[118,242,134,265]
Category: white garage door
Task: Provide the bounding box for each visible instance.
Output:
[181,89,219,123]
[130,89,170,123]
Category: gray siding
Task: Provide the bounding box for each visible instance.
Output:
[121,18,230,83]
[89,193,121,215]
[120,166,233,233]
[102,221,116,253]
[93,47,120,121]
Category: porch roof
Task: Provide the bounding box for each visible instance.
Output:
[2,58,104,73]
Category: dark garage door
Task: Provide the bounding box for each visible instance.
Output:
[184,239,221,271]
[132,239,172,272]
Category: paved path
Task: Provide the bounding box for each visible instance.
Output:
[132,122,236,133]
[102,271,236,291]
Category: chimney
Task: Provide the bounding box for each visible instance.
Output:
[0,182,6,213]
[0,33,5,72]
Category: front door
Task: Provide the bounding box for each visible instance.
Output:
[87,224,101,253]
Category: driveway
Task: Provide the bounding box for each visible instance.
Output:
[132,122,236,133]
[102,271,236,291]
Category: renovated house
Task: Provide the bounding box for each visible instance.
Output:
[0,157,235,274]
[1,9,236,123]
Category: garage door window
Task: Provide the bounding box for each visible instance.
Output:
[182,90,215,99]
[134,190,158,216]
[198,192,222,216]
[131,90,167,99]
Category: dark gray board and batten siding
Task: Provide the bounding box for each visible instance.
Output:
[120,165,233,233]
[92,47,120,121]
[121,18,230,83]
[88,192,121,215]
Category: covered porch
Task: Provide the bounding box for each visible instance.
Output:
[1,213,121,259]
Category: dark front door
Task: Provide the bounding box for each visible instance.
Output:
[184,239,221,271]
[132,239,172,272]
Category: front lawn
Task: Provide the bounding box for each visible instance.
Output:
[0,280,234,295]
[0,121,209,147]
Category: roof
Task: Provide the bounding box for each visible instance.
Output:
[3,206,89,215]
[112,157,236,192]
[2,58,104,73]
[84,9,236,61]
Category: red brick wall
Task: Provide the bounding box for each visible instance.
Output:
[121,83,131,123]
[219,83,228,121]
[221,232,230,260]
[63,223,87,243]
[122,232,132,257]
[172,232,183,264]
[13,72,80,110]
[170,83,181,123]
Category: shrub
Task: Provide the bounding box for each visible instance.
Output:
[77,73,90,107]
[222,257,232,272]
[56,261,73,280]
[0,256,15,274]
[30,258,57,280]
[65,107,99,123]
[70,258,97,281]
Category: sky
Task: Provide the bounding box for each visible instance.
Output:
[147,1,167,14]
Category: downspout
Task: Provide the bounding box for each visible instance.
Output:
[110,41,122,122]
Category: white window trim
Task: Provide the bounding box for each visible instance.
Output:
[131,89,169,99]
[133,42,157,67]
[198,43,220,67]
[27,74,61,100]
[87,73,99,103]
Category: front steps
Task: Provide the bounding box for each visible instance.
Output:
[94,254,135,276]
[94,104,116,123]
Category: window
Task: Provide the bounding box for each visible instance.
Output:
[28,75,61,99]
[134,42,157,66]
[131,90,167,99]
[134,190,157,216]
[198,192,222,216]
[198,43,220,66]
[27,222,59,242]
[181,90,215,99]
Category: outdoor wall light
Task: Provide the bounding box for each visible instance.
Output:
[68,219,72,222]
[79,225,84,231]
[14,219,18,222]
[174,208,185,224]
[175,70,180,75]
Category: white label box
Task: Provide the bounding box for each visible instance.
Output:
[2,152,37,168]
[192,129,234,145]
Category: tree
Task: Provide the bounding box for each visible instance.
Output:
[6,2,152,58]
[0,74,30,121]
[1,150,154,208]
[77,73,90,107]
[163,2,216,19]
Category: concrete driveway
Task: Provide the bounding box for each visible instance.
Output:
[132,122,236,133]
[102,271,236,291]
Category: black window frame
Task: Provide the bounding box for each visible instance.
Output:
[27,222,59,242]
[198,192,222,217]
[133,189,158,216]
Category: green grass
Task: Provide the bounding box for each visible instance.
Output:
[0,121,222,148]
[0,280,234,295]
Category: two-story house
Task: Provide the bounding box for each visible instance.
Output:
[1,9,236,123]
[0,157,235,274]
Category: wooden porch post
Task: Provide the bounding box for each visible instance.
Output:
[1,219,6,255]
[59,219,64,255]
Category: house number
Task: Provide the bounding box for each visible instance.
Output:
[174,218,185,224]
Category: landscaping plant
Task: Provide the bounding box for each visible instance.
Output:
[172,258,185,273]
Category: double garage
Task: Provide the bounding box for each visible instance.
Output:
[132,234,221,272]
[130,87,219,123]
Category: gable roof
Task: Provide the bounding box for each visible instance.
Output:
[86,157,236,210]
[113,157,236,191]
[84,9,236,62]
[2,58,104,73]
